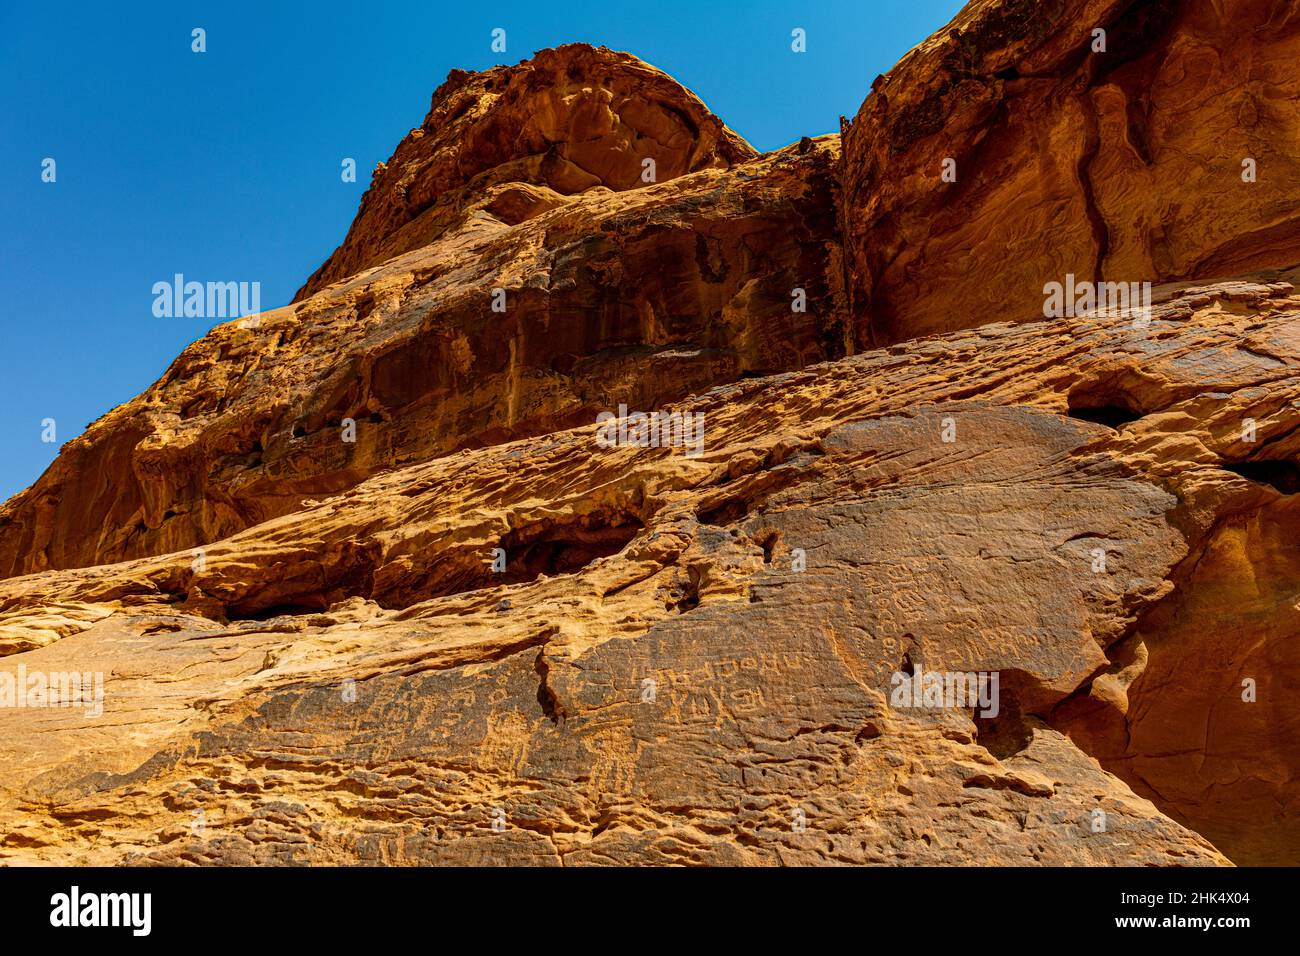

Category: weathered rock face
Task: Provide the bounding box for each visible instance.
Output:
[295,44,758,301]
[840,0,1300,344]
[8,279,1299,865]
[0,102,844,577]
[2,2,1299,866]
[1055,460,1300,866]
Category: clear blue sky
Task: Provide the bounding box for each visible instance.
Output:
[0,0,964,503]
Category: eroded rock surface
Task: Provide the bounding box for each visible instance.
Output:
[840,0,1300,343]
[3,2,1299,866]
[4,279,1299,864]
[0,104,843,577]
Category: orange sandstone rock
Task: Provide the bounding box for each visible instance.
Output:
[2,2,1299,866]
[0,59,844,577]
[3,277,1298,864]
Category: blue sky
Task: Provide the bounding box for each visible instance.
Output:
[0,0,964,502]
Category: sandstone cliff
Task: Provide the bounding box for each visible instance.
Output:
[0,49,843,577]
[1,1,1297,866]
[840,0,1300,343]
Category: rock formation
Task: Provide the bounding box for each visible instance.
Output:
[295,44,759,301]
[1,0,1297,865]
[840,0,1300,343]
[0,48,844,578]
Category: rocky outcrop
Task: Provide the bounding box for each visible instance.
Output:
[0,115,843,577]
[8,278,1299,865]
[840,0,1300,343]
[17,0,1300,579]
[295,44,758,301]
[2,1,1299,866]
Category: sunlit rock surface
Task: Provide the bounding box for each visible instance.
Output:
[2,2,1298,866]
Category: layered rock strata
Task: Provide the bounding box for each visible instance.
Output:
[3,2,1299,866]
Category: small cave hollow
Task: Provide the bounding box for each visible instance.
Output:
[972,683,1034,760]
[697,496,752,527]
